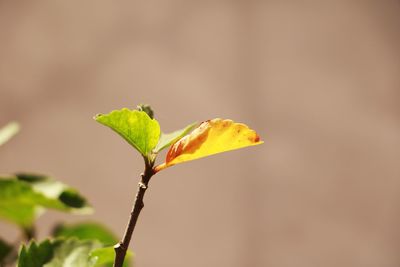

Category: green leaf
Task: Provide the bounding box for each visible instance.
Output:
[153,122,197,153]
[16,173,48,183]
[53,222,118,246]
[89,247,133,267]
[16,174,89,209]
[0,238,13,263]
[0,179,61,227]
[18,239,132,267]
[18,239,102,267]
[95,108,161,157]
[88,247,114,267]
[53,223,134,266]
[18,240,54,267]
[0,175,92,228]
[58,190,87,208]
[44,239,102,267]
[0,121,20,146]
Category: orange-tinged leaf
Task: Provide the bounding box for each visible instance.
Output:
[155,119,263,172]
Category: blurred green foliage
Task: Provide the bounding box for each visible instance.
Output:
[0,122,131,266]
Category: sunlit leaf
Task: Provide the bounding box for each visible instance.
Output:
[0,175,92,228]
[155,119,263,171]
[153,122,197,153]
[53,222,118,246]
[95,108,161,157]
[0,122,20,146]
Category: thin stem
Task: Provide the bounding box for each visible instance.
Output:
[113,160,155,267]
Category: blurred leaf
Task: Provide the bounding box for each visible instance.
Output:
[53,222,118,246]
[53,223,133,266]
[18,238,131,267]
[88,247,114,267]
[153,122,197,153]
[95,108,160,157]
[16,173,48,183]
[0,121,20,146]
[18,238,101,267]
[155,119,263,172]
[44,239,102,267]
[17,173,90,211]
[0,238,13,263]
[89,247,133,267]
[17,174,89,209]
[58,189,87,208]
[0,175,92,228]
[0,179,62,227]
[17,240,53,267]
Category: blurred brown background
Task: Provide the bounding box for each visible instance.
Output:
[1,1,400,267]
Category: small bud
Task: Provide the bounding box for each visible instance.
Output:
[136,104,154,119]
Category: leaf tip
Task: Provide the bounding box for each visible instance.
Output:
[93,113,104,121]
[253,133,263,143]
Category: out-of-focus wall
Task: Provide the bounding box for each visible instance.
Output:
[1,1,400,267]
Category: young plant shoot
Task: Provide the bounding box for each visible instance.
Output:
[95,104,263,267]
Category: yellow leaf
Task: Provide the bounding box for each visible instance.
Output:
[155,119,263,172]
